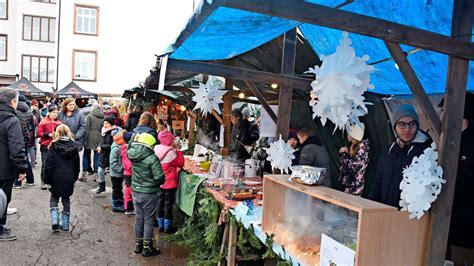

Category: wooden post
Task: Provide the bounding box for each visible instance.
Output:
[221,78,233,156]
[277,28,297,140]
[188,111,197,147]
[427,0,472,265]
[227,222,238,266]
[384,41,442,140]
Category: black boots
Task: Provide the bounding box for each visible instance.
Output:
[142,240,160,257]
[95,182,105,193]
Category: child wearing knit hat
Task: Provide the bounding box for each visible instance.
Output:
[121,132,135,215]
[126,132,164,257]
[154,130,184,234]
[109,129,126,212]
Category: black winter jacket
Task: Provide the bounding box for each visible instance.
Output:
[299,135,331,187]
[99,128,114,168]
[448,122,474,248]
[44,139,80,197]
[125,112,141,131]
[0,104,28,180]
[16,101,35,147]
[368,130,432,208]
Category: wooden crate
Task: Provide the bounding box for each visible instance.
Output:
[262,175,430,266]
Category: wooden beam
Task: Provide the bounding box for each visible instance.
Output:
[212,110,223,124]
[277,29,297,140]
[244,81,277,123]
[384,41,441,140]
[221,78,233,156]
[222,0,474,60]
[427,0,473,264]
[167,59,312,91]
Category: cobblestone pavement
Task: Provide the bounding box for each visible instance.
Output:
[1,159,188,265]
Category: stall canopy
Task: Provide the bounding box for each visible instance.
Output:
[8,77,52,98]
[56,81,98,99]
[164,0,473,95]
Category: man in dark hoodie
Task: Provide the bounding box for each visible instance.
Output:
[296,124,331,187]
[14,94,35,187]
[125,105,143,131]
[0,88,28,241]
[369,104,432,208]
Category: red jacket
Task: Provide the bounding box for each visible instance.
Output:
[154,145,184,189]
[37,117,62,147]
[121,144,132,176]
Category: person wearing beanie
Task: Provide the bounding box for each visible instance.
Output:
[108,128,126,212]
[95,117,115,193]
[126,132,164,257]
[121,131,135,215]
[154,130,184,234]
[369,104,432,207]
[338,123,370,196]
[37,104,62,190]
[58,98,86,152]
[440,92,474,264]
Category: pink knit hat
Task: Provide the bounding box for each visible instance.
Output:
[158,130,175,146]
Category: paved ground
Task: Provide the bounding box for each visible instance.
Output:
[1,158,189,265]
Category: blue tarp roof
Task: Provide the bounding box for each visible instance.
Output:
[167,0,473,95]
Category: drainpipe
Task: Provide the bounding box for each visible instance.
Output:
[55,0,61,92]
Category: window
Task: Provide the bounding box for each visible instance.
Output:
[23,15,56,42]
[74,5,99,35]
[35,0,57,3]
[0,35,6,61]
[22,55,55,83]
[73,50,97,81]
[0,0,7,20]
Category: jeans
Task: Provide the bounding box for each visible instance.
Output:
[0,179,15,227]
[134,192,158,242]
[15,144,34,185]
[157,188,177,220]
[82,148,99,173]
[98,167,106,183]
[28,146,36,166]
[50,195,71,213]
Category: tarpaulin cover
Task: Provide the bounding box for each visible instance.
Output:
[168,1,473,95]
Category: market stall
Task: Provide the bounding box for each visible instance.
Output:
[55,81,98,107]
[8,77,52,99]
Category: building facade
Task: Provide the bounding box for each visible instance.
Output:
[1,0,193,94]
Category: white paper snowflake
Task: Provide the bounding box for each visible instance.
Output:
[264,135,295,174]
[191,79,227,115]
[400,142,445,220]
[306,32,375,132]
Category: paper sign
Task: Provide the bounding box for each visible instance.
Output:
[219,125,224,147]
[320,234,355,266]
[260,105,279,137]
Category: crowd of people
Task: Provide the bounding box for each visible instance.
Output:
[0,86,472,263]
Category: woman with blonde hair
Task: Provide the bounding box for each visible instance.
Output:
[133,112,158,141]
[44,124,80,232]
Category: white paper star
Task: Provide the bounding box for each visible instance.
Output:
[264,135,295,174]
[400,143,445,220]
[191,79,227,115]
[306,32,375,132]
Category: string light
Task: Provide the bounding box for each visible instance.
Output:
[238,92,245,99]
[271,83,278,89]
[180,105,186,111]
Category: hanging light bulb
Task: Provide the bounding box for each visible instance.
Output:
[238,92,245,99]
[180,105,186,111]
[271,83,278,89]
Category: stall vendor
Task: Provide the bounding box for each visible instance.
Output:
[368,104,432,208]
[296,124,331,187]
[230,109,253,162]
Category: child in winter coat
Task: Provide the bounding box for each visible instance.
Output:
[126,133,164,257]
[110,128,125,212]
[37,104,62,189]
[96,116,115,193]
[338,124,370,196]
[44,124,80,232]
[121,132,134,215]
[154,130,184,234]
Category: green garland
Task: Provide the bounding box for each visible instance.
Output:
[166,189,293,265]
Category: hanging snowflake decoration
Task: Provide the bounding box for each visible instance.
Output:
[264,135,295,174]
[191,79,227,115]
[399,143,445,220]
[306,32,375,132]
